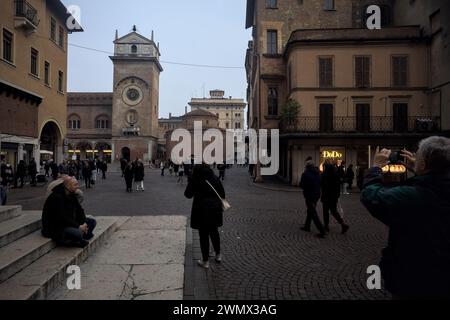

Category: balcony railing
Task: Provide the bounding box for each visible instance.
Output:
[280,117,441,134]
[14,0,39,28]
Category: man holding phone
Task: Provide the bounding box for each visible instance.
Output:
[361,136,450,299]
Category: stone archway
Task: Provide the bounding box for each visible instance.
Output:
[39,120,63,165]
[95,142,112,163]
[121,147,131,161]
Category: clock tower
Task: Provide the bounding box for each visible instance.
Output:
[110,26,163,162]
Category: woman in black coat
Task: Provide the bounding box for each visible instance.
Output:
[124,162,134,192]
[321,162,349,234]
[184,164,225,269]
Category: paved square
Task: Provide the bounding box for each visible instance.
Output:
[7,166,390,299]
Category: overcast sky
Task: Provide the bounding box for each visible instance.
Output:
[62,0,251,119]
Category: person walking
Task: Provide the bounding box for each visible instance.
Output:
[346,164,355,193]
[100,161,107,180]
[337,162,346,195]
[184,164,225,269]
[0,160,10,205]
[124,162,134,192]
[16,160,27,188]
[81,161,92,189]
[299,158,326,238]
[217,163,226,181]
[361,137,450,299]
[51,161,59,180]
[160,160,165,176]
[120,158,127,177]
[134,160,145,191]
[28,158,37,187]
[177,164,185,185]
[89,160,97,186]
[321,162,350,234]
[44,161,50,177]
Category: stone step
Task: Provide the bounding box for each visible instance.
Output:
[0,230,56,283]
[0,217,120,300]
[0,206,22,223]
[0,212,42,249]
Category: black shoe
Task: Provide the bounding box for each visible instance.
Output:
[341,224,350,234]
[77,240,90,248]
[300,227,311,232]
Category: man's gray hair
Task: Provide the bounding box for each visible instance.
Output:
[416,136,450,174]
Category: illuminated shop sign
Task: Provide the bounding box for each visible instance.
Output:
[322,151,343,159]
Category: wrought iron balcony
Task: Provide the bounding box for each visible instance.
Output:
[14,0,39,30]
[280,117,441,134]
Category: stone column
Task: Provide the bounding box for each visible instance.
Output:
[148,140,154,161]
[111,142,115,165]
[33,144,41,172]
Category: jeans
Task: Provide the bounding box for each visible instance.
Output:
[323,201,344,228]
[84,177,91,189]
[199,227,221,262]
[61,218,97,245]
[136,181,144,191]
[304,200,325,234]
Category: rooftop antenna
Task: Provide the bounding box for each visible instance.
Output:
[151,30,154,41]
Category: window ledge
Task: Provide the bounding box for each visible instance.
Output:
[57,90,65,95]
[1,59,16,68]
[263,54,282,59]
[44,84,51,89]
[265,115,281,120]
[29,73,40,81]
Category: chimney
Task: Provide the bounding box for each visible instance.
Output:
[185,106,188,114]
[115,29,118,40]
[151,30,154,41]
[169,113,172,119]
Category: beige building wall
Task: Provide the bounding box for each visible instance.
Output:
[0,0,79,164]
[288,44,430,120]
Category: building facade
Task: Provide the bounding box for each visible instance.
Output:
[189,90,246,130]
[67,28,162,164]
[392,0,450,132]
[245,0,445,184]
[0,0,81,169]
[164,109,227,164]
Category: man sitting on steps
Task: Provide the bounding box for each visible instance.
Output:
[42,176,97,248]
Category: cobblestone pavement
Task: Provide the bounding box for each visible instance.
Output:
[6,166,391,299]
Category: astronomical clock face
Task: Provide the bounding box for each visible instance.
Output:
[122,85,143,106]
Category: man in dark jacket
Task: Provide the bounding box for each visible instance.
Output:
[28,158,37,186]
[299,158,326,238]
[16,160,27,188]
[42,176,96,248]
[361,136,450,299]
